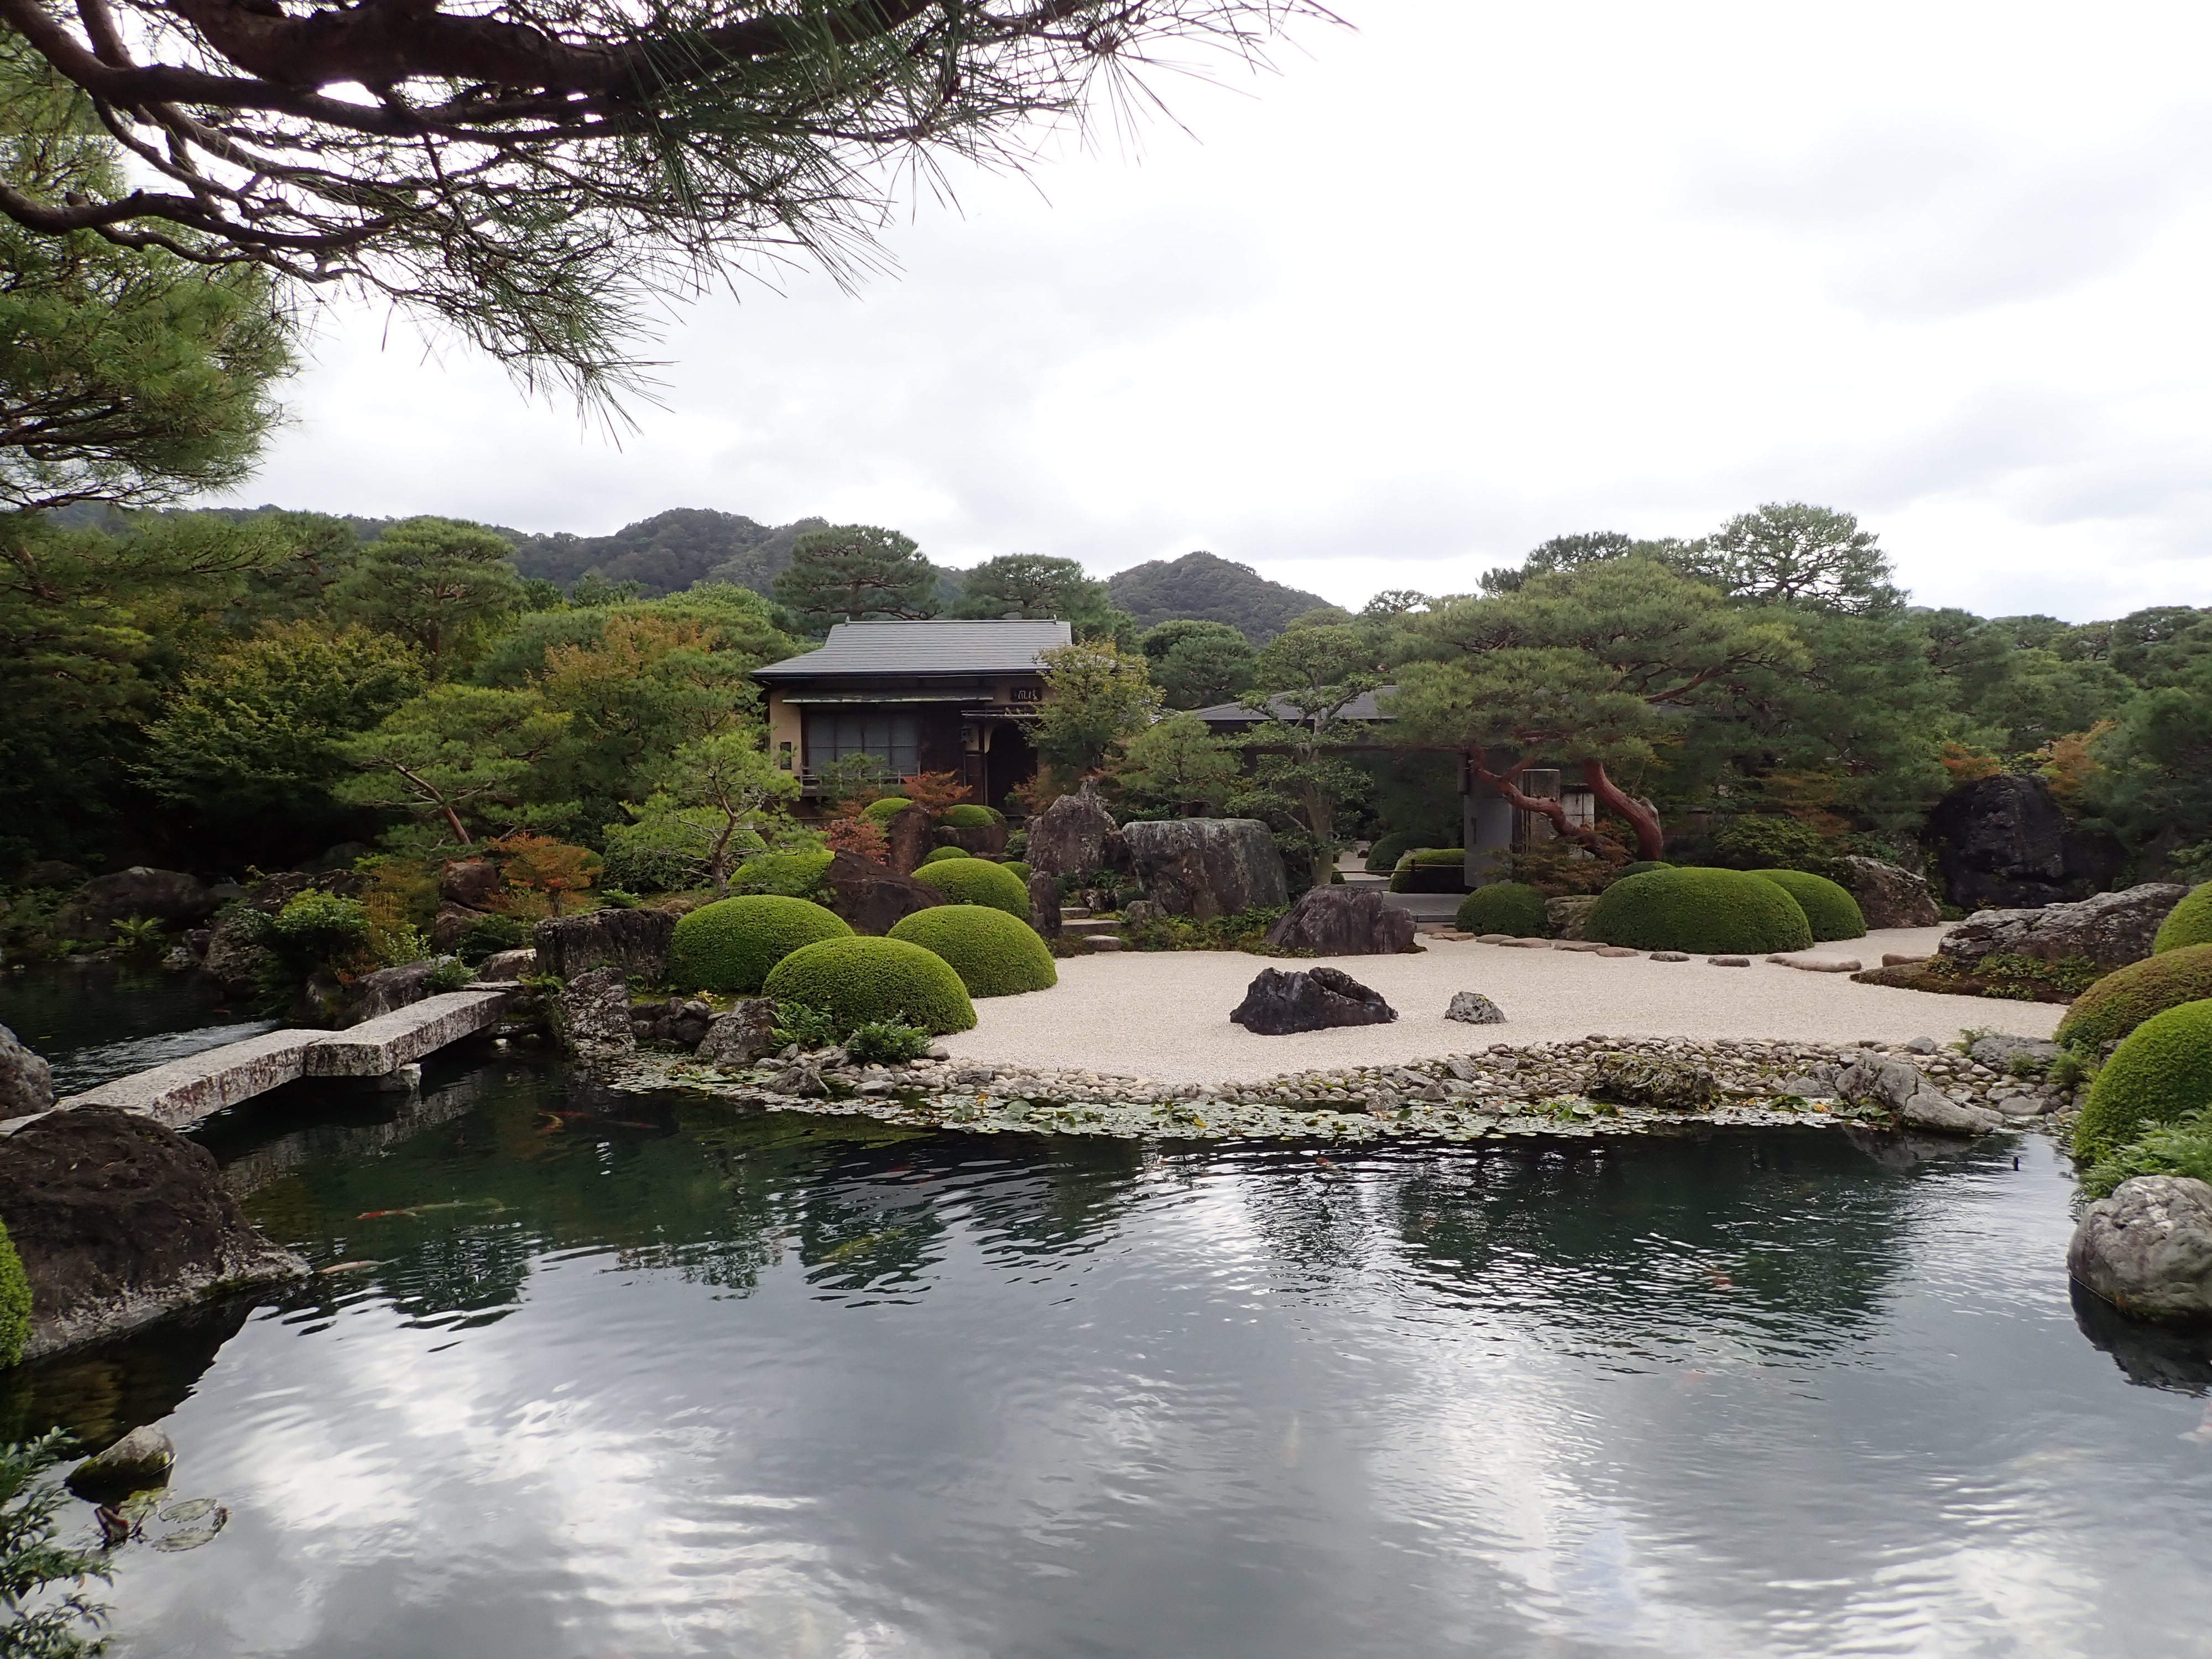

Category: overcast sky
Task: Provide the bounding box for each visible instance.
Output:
[214,0,2212,622]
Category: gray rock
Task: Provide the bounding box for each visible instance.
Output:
[2070,1176,2212,1323]
[1904,1035,1939,1055]
[1897,1091,2006,1135]
[51,867,216,940]
[1837,855,1941,929]
[1708,955,1750,967]
[535,907,677,982]
[1938,883,2187,972]
[768,1060,828,1097]
[1026,872,1063,938]
[697,999,779,1067]
[199,906,275,994]
[630,997,716,1048]
[1545,895,1601,941]
[818,851,942,936]
[1120,818,1288,919]
[1585,1052,1718,1111]
[0,1022,53,1117]
[66,1425,176,1499]
[335,957,457,1028]
[474,948,538,980]
[431,901,499,952]
[1262,886,1417,956]
[1835,1055,1931,1113]
[1229,967,1397,1035]
[1444,991,1506,1025]
[19,859,86,889]
[1651,951,1690,963]
[1025,780,1125,878]
[1968,1034,2063,1070]
[1120,898,1166,927]
[556,965,635,1067]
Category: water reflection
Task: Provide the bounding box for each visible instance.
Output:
[0,961,260,1094]
[2070,1280,2212,1394]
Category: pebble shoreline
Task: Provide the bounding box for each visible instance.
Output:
[609,1033,2083,1144]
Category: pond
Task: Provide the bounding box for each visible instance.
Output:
[3,967,2210,1657]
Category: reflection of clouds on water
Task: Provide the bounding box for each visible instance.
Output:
[50,1018,278,1095]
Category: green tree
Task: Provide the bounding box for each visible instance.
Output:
[1231,623,1380,887]
[773,526,938,627]
[333,517,524,670]
[0,1432,112,1655]
[953,555,1112,626]
[1684,503,1901,614]
[2088,664,2212,878]
[1112,713,1241,815]
[338,686,572,846]
[1138,619,1257,710]
[1030,639,1162,780]
[618,730,804,897]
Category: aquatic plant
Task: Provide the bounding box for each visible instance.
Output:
[1587,867,1813,954]
[2074,999,2212,1162]
[888,907,1056,997]
[1454,882,1551,938]
[911,858,1030,920]
[1746,869,1866,941]
[669,896,851,994]
[763,937,976,1035]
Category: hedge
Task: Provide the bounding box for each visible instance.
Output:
[1389,848,1470,894]
[1587,867,1813,954]
[763,936,977,1035]
[919,846,972,866]
[912,857,1031,919]
[1747,869,1866,941]
[1365,831,1430,875]
[1455,882,1551,937]
[729,849,834,900]
[941,804,1000,828]
[0,1219,29,1367]
[667,895,852,993]
[2074,998,2212,1162]
[860,796,915,823]
[889,906,1058,997]
[2058,945,2212,1051]
[2154,883,2212,954]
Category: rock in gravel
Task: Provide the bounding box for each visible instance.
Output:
[1444,992,1506,1025]
[2069,1176,2212,1324]
[0,1107,306,1359]
[696,999,779,1067]
[1709,955,1750,967]
[1121,818,1287,920]
[1585,1052,1719,1111]
[535,906,677,982]
[556,964,635,1067]
[1594,946,1639,958]
[1938,883,2188,972]
[1027,872,1063,938]
[1835,855,1940,930]
[1552,940,1603,953]
[1230,967,1397,1035]
[1651,951,1689,963]
[0,1022,53,1118]
[1263,886,1416,956]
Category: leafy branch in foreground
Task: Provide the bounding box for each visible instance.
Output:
[0,1433,111,1658]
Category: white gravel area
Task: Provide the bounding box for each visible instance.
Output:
[938,926,2063,1086]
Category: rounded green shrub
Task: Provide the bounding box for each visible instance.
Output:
[1587,867,1813,954]
[912,857,1031,919]
[2074,998,2212,1162]
[861,796,914,823]
[1002,860,1032,884]
[763,936,977,1034]
[2058,945,2212,1051]
[667,895,852,993]
[889,906,1057,997]
[0,1218,30,1368]
[1389,848,1470,894]
[730,849,834,899]
[1748,869,1866,941]
[941,804,997,828]
[1365,831,1430,875]
[1619,860,1674,877]
[1454,881,1551,937]
[2154,883,2212,954]
[919,846,972,866]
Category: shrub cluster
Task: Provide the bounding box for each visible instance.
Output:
[844,1020,933,1065]
[1120,905,1293,954]
[729,849,834,900]
[263,889,372,976]
[1389,848,1469,893]
[1587,867,1813,954]
[1365,831,1430,875]
[1454,882,1551,937]
[2154,883,2212,953]
[889,906,1057,996]
[667,895,852,993]
[1747,869,1866,941]
[2080,1109,2212,1200]
[912,857,1031,919]
[2074,998,2212,1161]
[860,796,914,823]
[919,846,971,866]
[2058,945,2212,1050]
[0,1217,31,1366]
[940,804,1001,828]
[762,936,977,1034]
[455,912,528,964]
[1003,860,1032,884]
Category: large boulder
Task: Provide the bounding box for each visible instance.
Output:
[439,858,504,910]
[1026,871,1063,938]
[1545,895,1601,941]
[938,819,1010,858]
[556,964,636,1068]
[199,907,274,994]
[1938,883,2188,972]
[1229,966,1396,1035]
[1026,781,1124,878]
[631,997,714,1048]
[1263,885,1416,956]
[53,868,216,940]
[1836,856,1941,930]
[883,805,936,875]
[534,906,678,982]
[1926,774,2084,909]
[1122,818,1288,920]
[2069,1175,2212,1324]
[1586,1052,1718,1112]
[333,957,458,1028]
[818,851,942,936]
[1835,1053,2005,1135]
[0,1107,306,1358]
[1,1022,52,1118]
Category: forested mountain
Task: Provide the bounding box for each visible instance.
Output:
[507,509,826,596]
[1108,552,1329,641]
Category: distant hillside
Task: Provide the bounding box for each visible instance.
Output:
[1107,551,1329,642]
[507,509,828,597]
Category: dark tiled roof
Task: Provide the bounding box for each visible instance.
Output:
[754,619,1073,680]
[1191,686,1398,723]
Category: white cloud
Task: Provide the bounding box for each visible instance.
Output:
[214,0,2212,621]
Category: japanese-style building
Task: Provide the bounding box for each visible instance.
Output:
[753,619,1066,810]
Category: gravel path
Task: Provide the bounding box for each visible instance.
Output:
[938,926,2063,1086]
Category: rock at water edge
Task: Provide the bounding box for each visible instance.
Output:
[697,999,779,1067]
[2070,1176,2212,1324]
[535,907,678,982]
[0,1022,52,1118]
[1229,967,1397,1035]
[1263,886,1416,957]
[1585,1052,1718,1111]
[66,1425,177,1500]
[557,965,636,1067]
[51,867,216,940]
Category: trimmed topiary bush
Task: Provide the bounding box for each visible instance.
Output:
[2155,882,2212,953]
[2074,998,2212,1162]
[1619,860,1673,877]
[729,849,834,900]
[861,796,915,823]
[2059,945,2212,1051]
[913,857,1031,919]
[0,1217,30,1367]
[763,936,977,1034]
[1365,831,1430,875]
[919,846,972,866]
[1748,869,1866,941]
[1455,881,1552,937]
[941,804,997,828]
[1587,867,1813,954]
[1389,848,1470,894]
[889,905,1058,997]
[667,895,852,993]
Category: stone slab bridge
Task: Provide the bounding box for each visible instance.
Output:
[56,985,521,1131]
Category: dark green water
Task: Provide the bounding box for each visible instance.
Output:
[4,969,2211,1657]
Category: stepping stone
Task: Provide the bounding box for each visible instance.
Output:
[1882,952,1930,967]
[1499,938,1550,949]
[1775,957,1860,973]
[1086,936,1125,952]
[1651,951,1689,962]
[1552,941,1603,953]
[1477,933,1516,944]
[1708,956,1751,967]
[1594,946,1639,958]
